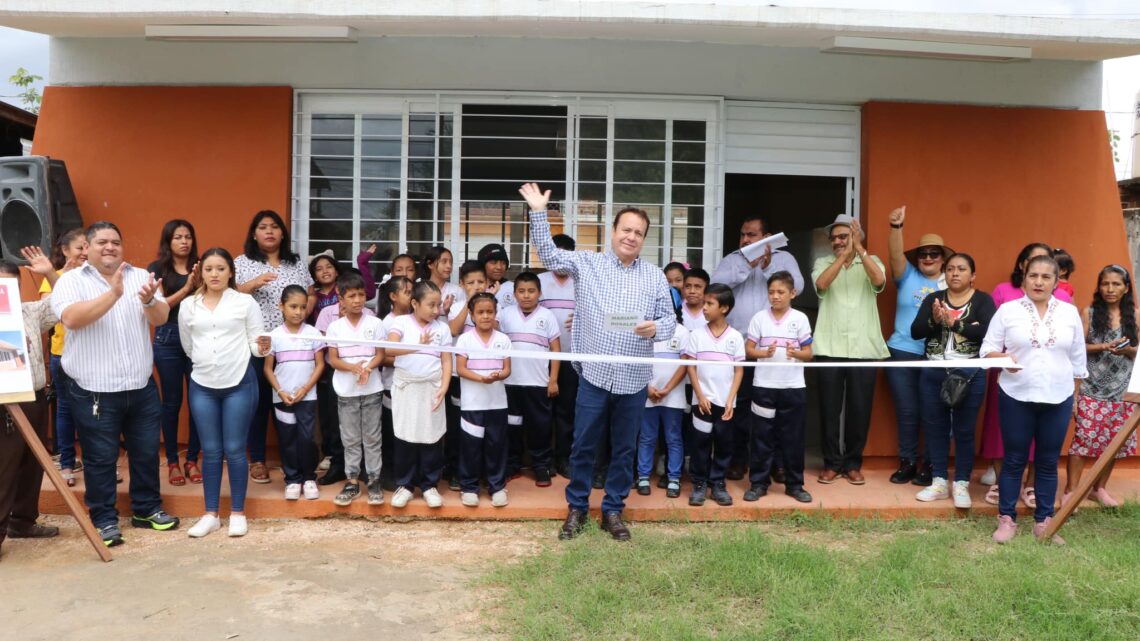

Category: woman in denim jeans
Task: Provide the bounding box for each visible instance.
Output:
[148,220,201,486]
[180,248,271,538]
[910,253,996,508]
[884,206,951,486]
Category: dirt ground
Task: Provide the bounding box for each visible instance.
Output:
[0,515,553,641]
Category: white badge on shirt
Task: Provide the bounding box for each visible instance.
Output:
[604,313,641,332]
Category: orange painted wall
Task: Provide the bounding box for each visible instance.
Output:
[30,85,294,446]
[860,101,1129,457]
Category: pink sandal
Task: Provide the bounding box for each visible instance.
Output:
[1020,486,1036,509]
[985,484,1000,505]
[1091,488,1120,508]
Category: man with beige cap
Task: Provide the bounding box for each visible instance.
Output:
[884,206,953,487]
[811,213,889,485]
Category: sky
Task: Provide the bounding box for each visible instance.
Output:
[1,1,1138,176]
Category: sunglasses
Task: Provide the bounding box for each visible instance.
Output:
[916,250,943,260]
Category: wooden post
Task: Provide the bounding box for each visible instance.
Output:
[1042,397,1140,541]
[4,404,112,562]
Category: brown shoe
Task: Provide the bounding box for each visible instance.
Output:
[559,509,588,540]
[250,462,271,484]
[845,469,866,485]
[600,511,631,541]
[818,469,842,484]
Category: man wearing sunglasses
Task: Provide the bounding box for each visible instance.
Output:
[884,206,953,488]
[811,214,890,485]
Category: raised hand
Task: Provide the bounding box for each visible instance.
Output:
[20,246,55,276]
[888,206,906,227]
[110,263,126,298]
[62,252,85,272]
[139,273,162,305]
[420,330,435,345]
[442,294,455,316]
[185,261,202,291]
[518,182,551,213]
[932,298,946,325]
[364,243,378,255]
[850,219,865,251]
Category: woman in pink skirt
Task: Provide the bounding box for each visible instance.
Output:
[1064,265,1137,508]
[980,243,1073,506]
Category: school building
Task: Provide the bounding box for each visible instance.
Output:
[4,3,1140,458]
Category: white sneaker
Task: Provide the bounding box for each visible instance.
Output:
[228,514,248,537]
[284,483,302,500]
[424,487,444,508]
[916,477,950,502]
[952,480,972,509]
[391,487,414,508]
[461,492,479,507]
[188,514,221,538]
[491,489,509,507]
[318,456,331,471]
[980,464,997,486]
[302,480,320,500]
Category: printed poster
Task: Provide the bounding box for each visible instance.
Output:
[0,277,35,404]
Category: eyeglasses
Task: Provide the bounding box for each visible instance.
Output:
[916,250,942,260]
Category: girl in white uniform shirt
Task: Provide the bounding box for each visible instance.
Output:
[443,260,486,489]
[982,255,1088,545]
[386,281,454,508]
[179,248,271,538]
[455,293,513,507]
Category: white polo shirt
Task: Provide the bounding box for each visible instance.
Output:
[268,323,325,403]
[681,304,708,332]
[684,325,746,407]
[747,308,813,390]
[455,329,512,411]
[648,325,690,410]
[388,314,453,377]
[326,315,384,397]
[499,304,560,387]
[538,272,575,353]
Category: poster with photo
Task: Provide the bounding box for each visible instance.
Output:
[0,277,35,404]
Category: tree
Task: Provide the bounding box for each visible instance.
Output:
[1109,128,1121,164]
[8,67,42,114]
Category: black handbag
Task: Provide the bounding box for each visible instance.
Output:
[940,369,977,408]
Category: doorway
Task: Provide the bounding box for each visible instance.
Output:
[722,173,850,466]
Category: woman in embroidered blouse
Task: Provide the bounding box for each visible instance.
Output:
[981,255,1087,544]
[234,210,315,484]
[180,248,271,538]
[978,242,1074,507]
[1064,265,1137,508]
[910,253,996,507]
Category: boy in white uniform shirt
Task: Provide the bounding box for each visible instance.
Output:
[454,293,513,507]
[500,272,562,486]
[538,233,578,478]
[744,271,814,504]
[684,284,746,507]
[325,272,385,506]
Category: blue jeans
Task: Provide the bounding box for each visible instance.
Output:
[50,354,77,469]
[919,368,985,482]
[566,378,648,514]
[997,389,1072,522]
[189,366,258,513]
[637,406,683,480]
[884,347,927,463]
[66,377,163,529]
[153,323,200,464]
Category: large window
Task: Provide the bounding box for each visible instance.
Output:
[293,93,720,276]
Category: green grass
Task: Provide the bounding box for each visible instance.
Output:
[482,506,1140,641]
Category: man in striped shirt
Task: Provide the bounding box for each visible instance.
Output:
[521,183,676,542]
[50,222,181,547]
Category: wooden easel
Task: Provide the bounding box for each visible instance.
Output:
[1043,394,1140,541]
[2,401,112,562]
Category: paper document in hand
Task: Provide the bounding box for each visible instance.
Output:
[740,233,789,262]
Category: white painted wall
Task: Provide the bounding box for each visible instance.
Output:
[48,36,1104,109]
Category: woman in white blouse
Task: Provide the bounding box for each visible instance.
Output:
[981,255,1088,545]
[180,248,271,538]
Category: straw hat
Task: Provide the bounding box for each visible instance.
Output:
[904,233,954,264]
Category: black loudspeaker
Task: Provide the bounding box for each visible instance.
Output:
[0,156,83,264]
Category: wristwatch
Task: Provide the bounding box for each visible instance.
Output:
[890,223,903,229]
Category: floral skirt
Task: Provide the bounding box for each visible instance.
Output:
[1068,395,1137,459]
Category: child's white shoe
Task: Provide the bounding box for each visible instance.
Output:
[318,456,331,471]
[952,480,972,509]
[284,483,302,500]
[302,480,320,500]
[228,515,248,537]
[391,487,413,508]
[188,514,221,538]
[916,477,949,502]
[491,489,509,507]
[424,487,444,508]
[461,492,479,507]
[980,464,996,486]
